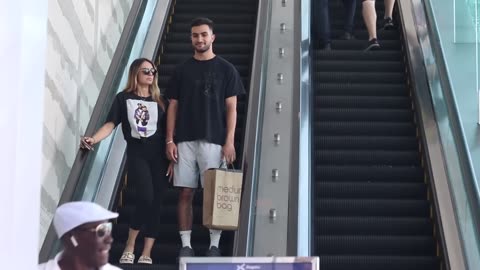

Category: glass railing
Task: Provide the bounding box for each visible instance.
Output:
[454,0,480,123]
[39,0,163,261]
[417,0,480,268]
[297,0,312,257]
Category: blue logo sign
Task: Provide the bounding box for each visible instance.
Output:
[180,257,319,270]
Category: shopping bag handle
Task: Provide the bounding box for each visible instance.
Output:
[220,160,236,170]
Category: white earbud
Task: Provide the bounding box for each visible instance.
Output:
[70,235,79,247]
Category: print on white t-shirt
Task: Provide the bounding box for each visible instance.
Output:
[126,99,158,138]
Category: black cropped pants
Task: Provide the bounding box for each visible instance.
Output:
[127,143,169,238]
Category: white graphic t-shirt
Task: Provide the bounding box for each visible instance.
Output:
[126,99,158,138]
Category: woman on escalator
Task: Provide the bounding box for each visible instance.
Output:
[81,58,172,265]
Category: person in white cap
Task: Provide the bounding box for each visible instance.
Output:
[38,201,121,270]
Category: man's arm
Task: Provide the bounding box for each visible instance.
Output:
[223,96,237,164]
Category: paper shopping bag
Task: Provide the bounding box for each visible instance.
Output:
[203,168,243,230]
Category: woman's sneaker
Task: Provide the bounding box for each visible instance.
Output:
[364,38,380,52]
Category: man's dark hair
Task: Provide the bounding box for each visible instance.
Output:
[191,17,214,32]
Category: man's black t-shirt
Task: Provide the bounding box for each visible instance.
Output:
[106,91,166,155]
[166,56,245,146]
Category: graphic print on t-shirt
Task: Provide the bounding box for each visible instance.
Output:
[195,65,220,101]
[126,99,158,138]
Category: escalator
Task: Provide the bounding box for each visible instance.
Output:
[312,1,440,269]
[110,0,258,268]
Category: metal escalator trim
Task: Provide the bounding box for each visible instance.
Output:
[233,0,270,257]
[398,1,465,269]
[286,0,312,257]
[38,0,173,262]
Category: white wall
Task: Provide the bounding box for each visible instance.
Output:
[0,0,47,267]
[40,0,133,245]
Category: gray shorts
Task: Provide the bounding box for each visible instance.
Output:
[173,140,223,188]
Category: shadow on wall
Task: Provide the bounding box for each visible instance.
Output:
[40,0,134,247]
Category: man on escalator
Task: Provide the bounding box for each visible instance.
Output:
[165,17,245,258]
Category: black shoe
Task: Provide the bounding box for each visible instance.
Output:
[339,32,355,40]
[383,17,394,30]
[205,246,222,257]
[178,246,195,257]
[364,38,380,52]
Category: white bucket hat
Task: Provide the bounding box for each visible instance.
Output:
[53,201,119,238]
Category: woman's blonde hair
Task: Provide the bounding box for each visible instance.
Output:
[123,58,165,110]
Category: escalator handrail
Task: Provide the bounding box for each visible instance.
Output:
[233,0,272,256]
[39,0,149,262]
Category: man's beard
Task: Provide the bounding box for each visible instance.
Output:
[193,43,211,53]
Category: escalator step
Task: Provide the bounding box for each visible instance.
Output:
[314,150,420,166]
[316,182,427,199]
[314,136,417,150]
[315,108,413,122]
[330,39,401,50]
[316,199,430,217]
[329,29,400,40]
[315,235,435,255]
[173,14,256,23]
[174,4,257,13]
[110,243,210,264]
[315,216,433,235]
[314,122,416,136]
[319,255,439,270]
[314,165,424,182]
[314,71,405,84]
[314,50,402,61]
[314,96,411,109]
[314,83,407,96]
[315,60,403,72]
